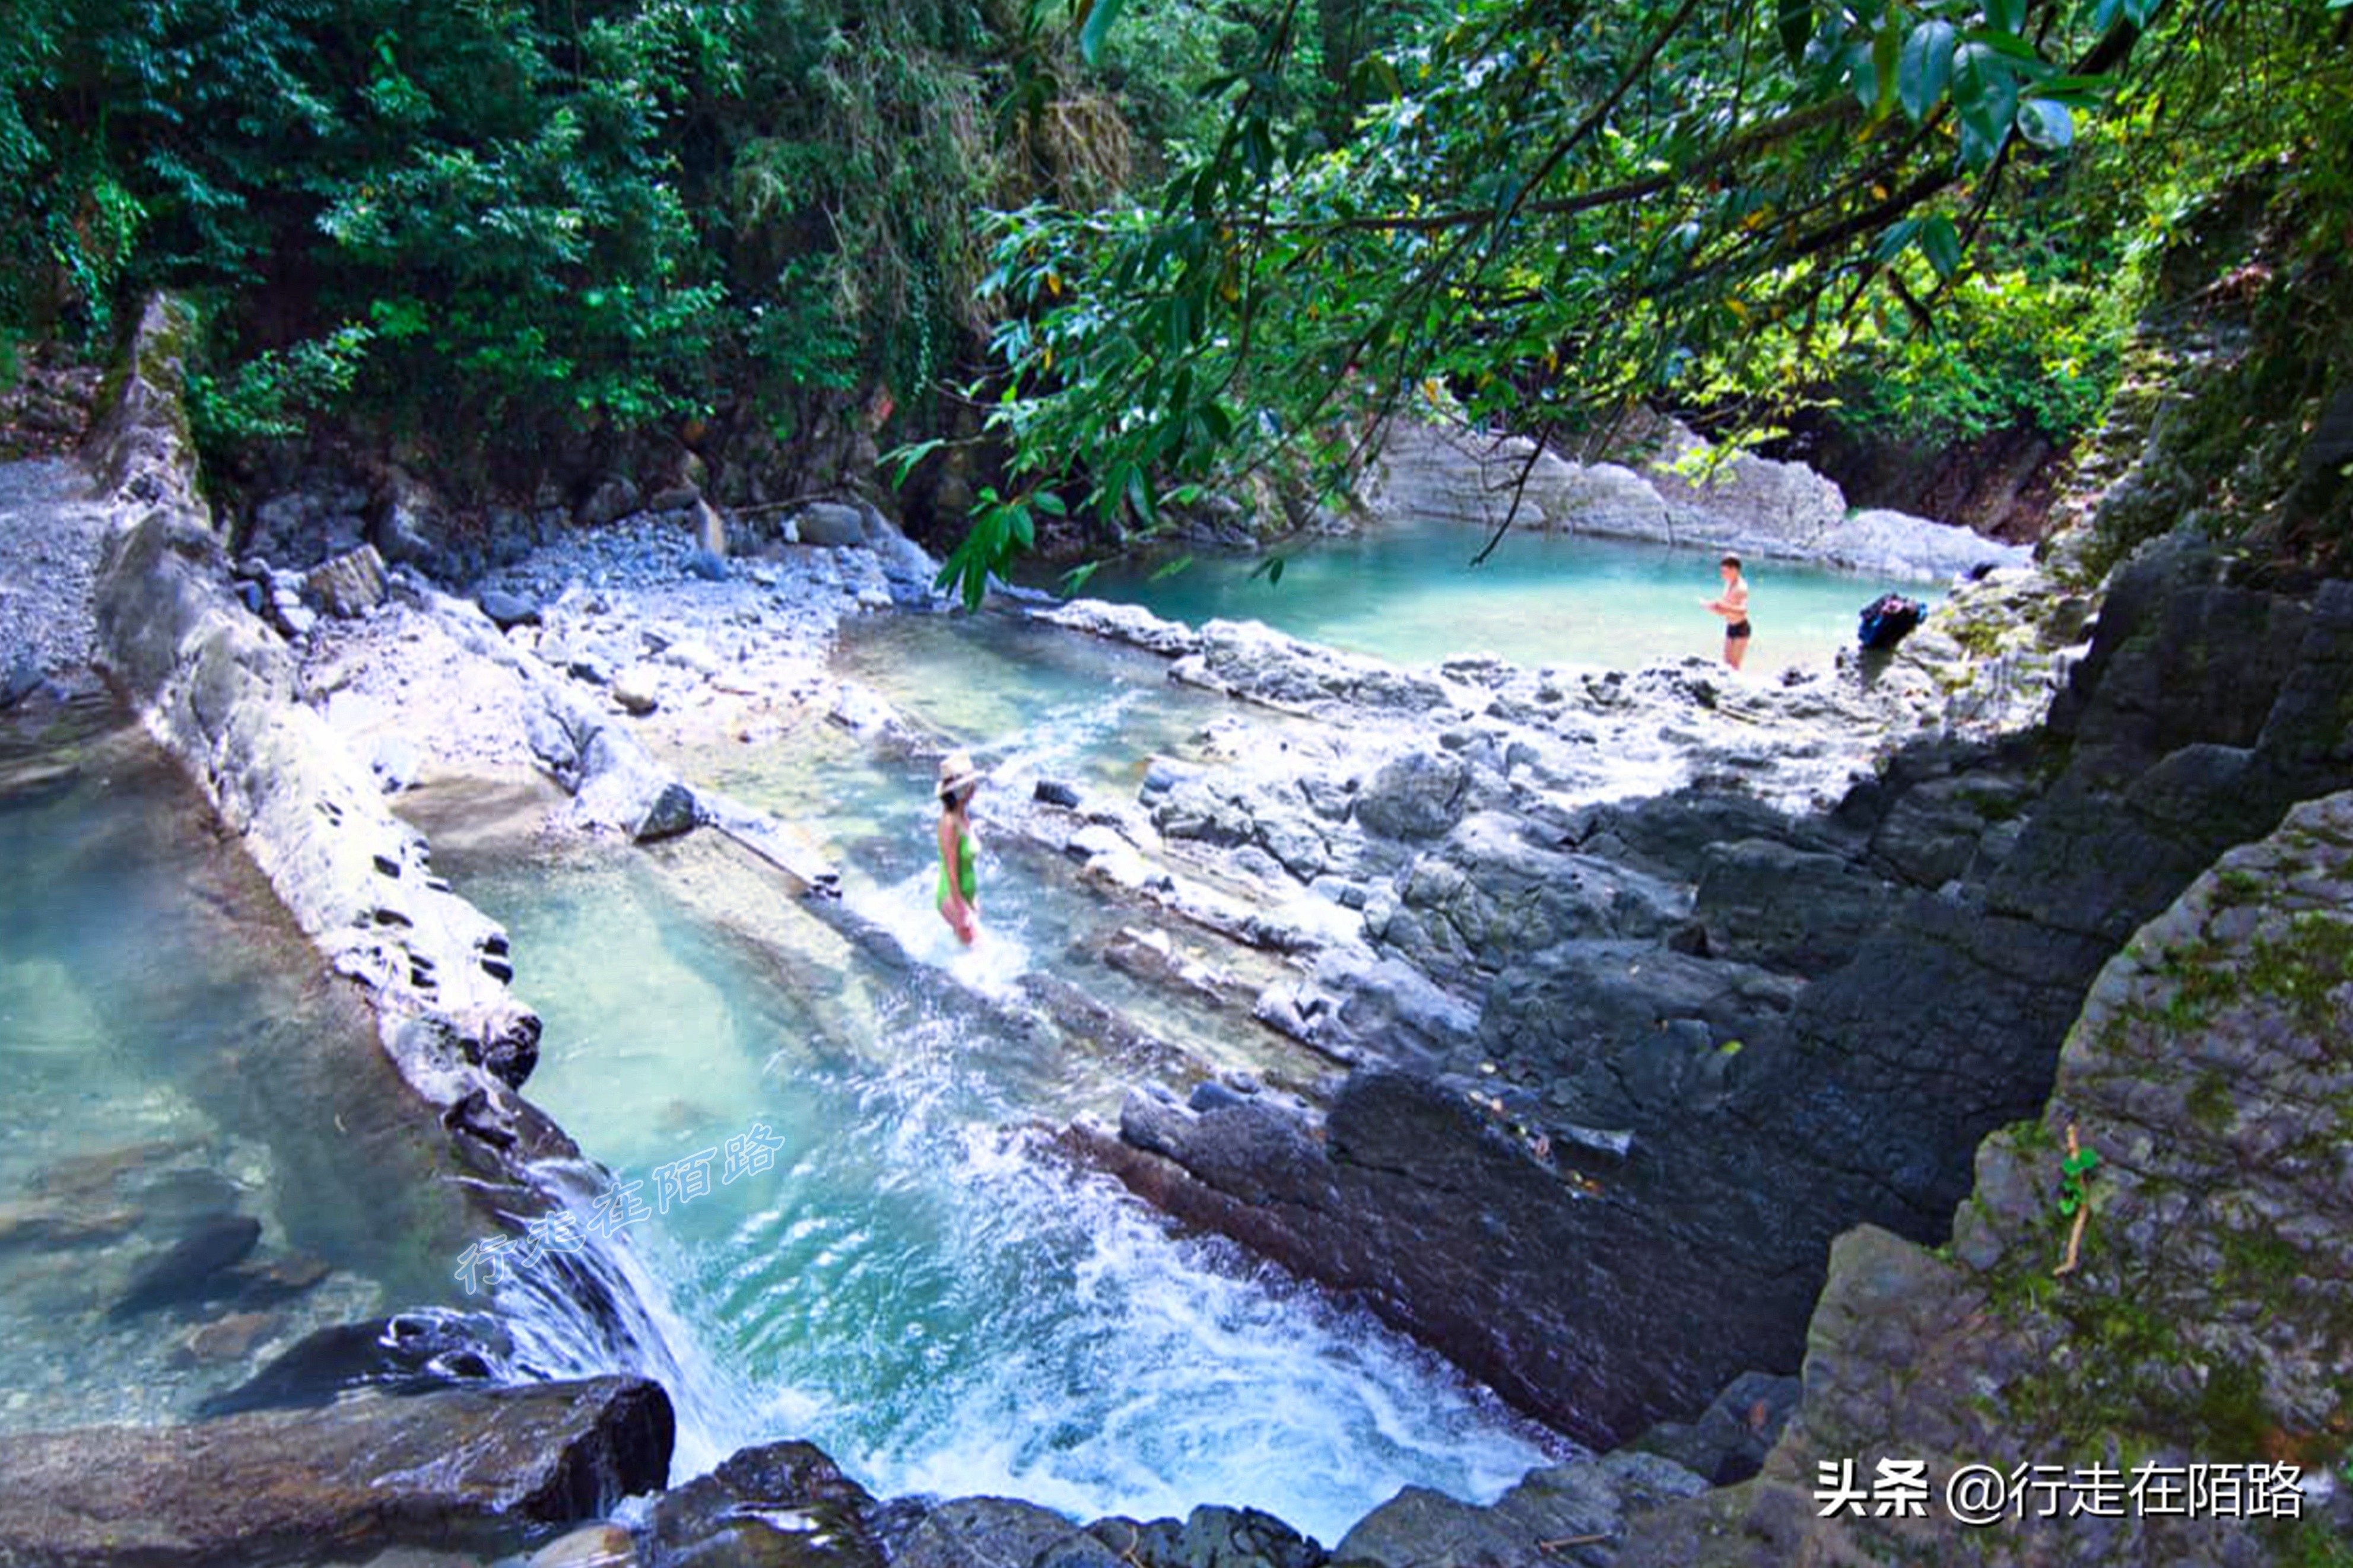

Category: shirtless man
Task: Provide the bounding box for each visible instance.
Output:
[1704,554,1751,670]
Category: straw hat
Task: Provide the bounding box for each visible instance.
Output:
[937,750,986,797]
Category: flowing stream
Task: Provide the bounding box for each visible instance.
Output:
[434,610,1568,1543]
[0,524,1904,1548]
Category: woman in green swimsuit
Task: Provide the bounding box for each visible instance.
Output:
[935,750,984,946]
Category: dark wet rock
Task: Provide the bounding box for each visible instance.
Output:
[198,1311,513,1417]
[110,1213,262,1318]
[1034,778,1081,807]
[647,1439,887,1567]
[887,1497,1125,1568]
[1690,838,1897,976]
[1075,1068,1812,1447]
[1624,1369,1800,1486]
[1086,1504,1324,1568]
[1334,1451,1708,1568]
[481,587,544,629]
[0,1376,672,1566]
[634,780,700,844]
[1088,526,2353,1458]
[579,476,642,529]
[1625,806,2353,1566]
[1379,813,1686,994]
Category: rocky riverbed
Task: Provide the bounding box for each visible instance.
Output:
[14,269,2353,1567]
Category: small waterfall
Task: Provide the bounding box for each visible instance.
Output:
[490,1157,790,1481]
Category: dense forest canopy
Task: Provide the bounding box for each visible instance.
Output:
[2,0,2348,591]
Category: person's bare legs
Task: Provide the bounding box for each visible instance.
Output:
[1725,632,1748,670]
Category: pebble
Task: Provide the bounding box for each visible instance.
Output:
[0,459,112,688]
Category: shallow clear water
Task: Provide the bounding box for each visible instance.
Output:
[448,838,1561,1545]
[0,696,480,1434]
[1062,517,1917,670]
[436,608,1568,1542]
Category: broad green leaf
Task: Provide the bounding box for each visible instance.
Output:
[2017,98,2073,150]
[1898,20,1958,120]
[2122,0,2161,20]
[1985,0,2026,34]
[1873,215,1923,263]
[1870,21,1902,117]
[1920,212,1964,279]
[885,437,946,488]
[1031,489,1068,516]
[1077,0,1125,66]
[1148,553,1196,582]
[2090,0,2125,30]
[1060,561,1103,595]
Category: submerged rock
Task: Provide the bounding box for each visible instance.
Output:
[109,1213,262,1319]
[198,1311,512,1417]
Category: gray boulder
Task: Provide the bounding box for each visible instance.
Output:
[649,1439,885,1567]
[577,476,640,528]
[794,501,869,548]
[1355,749,1470,841]
[0,1377,673,1566]
[1336,1451,1707,1568]
[480,589,542,629]
[889,1497,1125,1568]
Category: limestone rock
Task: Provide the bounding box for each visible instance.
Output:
[612,663,662,715]
[303,543,389,619]
[481,588,543,629]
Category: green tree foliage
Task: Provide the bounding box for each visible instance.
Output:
[0,0,1027,456]
[943,0,2353,605]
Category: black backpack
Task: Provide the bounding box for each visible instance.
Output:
[1857,593,1926,650]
